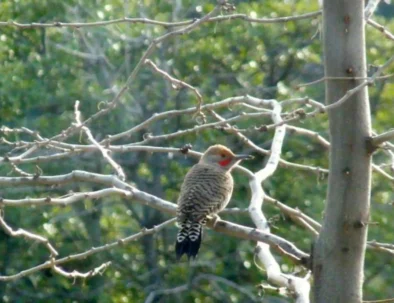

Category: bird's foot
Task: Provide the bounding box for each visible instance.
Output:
[207,214,221,228]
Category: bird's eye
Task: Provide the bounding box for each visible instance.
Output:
[221,153,226,158]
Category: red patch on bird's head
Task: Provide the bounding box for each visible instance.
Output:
[200,144,236,167]
[218,158,232,166]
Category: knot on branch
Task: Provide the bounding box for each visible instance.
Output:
[142,132,152,140]
[0,126,11,135]
[256,125,268,132]
[365,136,378,155]
[218,0,236,12]
[194,112,207,125]
[179,144,192,154]
[295,108,306,119]
[301,256,312,269]
[33,165,43,179]
[104,135,111,148]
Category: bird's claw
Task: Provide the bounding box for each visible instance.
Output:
[208,214,221,227]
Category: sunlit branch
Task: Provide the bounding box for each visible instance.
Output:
[296,54,394,112]
[0,11,321,30]
[0,214,58,258]
[144,59,203,115]
[2,4,222,160]
[0,218,176,281]
[74,100,126,180]
[247,97,311,301]
[207,101,328,176]
[7,162,33,177]
[367,19,394,42]
[264,195,321,234]
[367,241,394,256]
[295,74,394,89]
[0,169,306,260]
[363,297,394,303]
[0,188,132,207]
[365,0,383,20]
[52,262,111,279]
[370,129,394,149]
[99,95,274,145]
[287,125,330,149]
[325,81,370,111]
[129,111,271,146]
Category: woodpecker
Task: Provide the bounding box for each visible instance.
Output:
[175,144,252,260]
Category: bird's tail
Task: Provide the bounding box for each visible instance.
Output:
[175,220,203,260]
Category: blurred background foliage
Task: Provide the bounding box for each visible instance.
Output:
[0,0,393,302]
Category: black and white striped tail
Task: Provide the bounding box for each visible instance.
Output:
[175,220,203,260]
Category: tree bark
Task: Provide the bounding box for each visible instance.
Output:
[313,1,372,302]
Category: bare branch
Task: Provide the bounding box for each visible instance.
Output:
[0,170,306,262]
[365,0,383,20]
[3,4,222,161]
[367,241,394,256]
[0,188,132,207]
[207,218,308,261]
[74,101,126,180]
[99,95,271,145]
[207,97,328,176]
[130,111,271,146]
[295,74,394,89]
[325,81,370,111]
[0,11,321,30]
[369,129,394,149]
[265,195,321,235]
[144,59,203,116]
[309,54,394,112]
[246,97,311,301]
[367,19,394,42]
[0,214,58,258]
[364,298,394,303]
[287,125,330,149]
[52,261,111,279]
[0,218,175,281]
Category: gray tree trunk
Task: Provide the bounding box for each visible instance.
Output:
[313,1,372,302]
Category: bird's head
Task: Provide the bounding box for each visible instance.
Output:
[199,144,253,170]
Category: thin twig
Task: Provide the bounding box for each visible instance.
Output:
[74,101,126,180]
[0,218,175,281]
[144,59,203,116]
[367,19,394,42]
[0,11,321,29]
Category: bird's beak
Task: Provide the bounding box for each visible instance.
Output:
[234,154,254,161]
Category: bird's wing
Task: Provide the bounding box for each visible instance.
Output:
[177,164,233,222]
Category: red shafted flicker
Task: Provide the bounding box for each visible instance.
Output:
[175,144,252,260]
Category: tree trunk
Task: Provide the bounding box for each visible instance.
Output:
[313,1,372,302]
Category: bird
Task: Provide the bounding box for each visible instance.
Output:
[175,144,252,260]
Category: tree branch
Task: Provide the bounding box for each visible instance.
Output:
[0,218,176,281]
[368,129,394,151]
[74,100,126,180]
[0,214,58,258]
[247,98,311,302]
[0,11,321,30]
